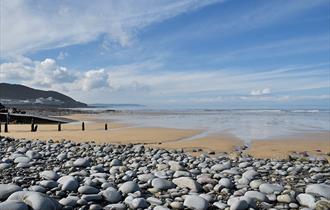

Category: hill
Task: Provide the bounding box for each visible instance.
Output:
[0,83,87,108]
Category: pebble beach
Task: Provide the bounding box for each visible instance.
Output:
[0,136,329,210]
[1,0,330,209]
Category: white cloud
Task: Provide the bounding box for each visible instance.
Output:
[1,57,329,104]
[0,0,222,57]
[239,95,330,102]
[77,69,110,91]
[0,58,111,91]
[0,62,34,81]
[105,62,329,97]
[250,88,271,96]
[0,58,77,89]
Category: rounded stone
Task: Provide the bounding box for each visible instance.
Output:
[40,170,60,181]
[14,156,30,164]
[172,177,202,192]
[296,193,316,209]
[277,194,292,203]
[170,201,183,209]
[249,180,263,189]
[57,175,79,192]
[151,178,175,191]
[9,191,61,210]
[73,158,90,167]
[81,194,102,202]
[244,191,267,202]
[89,204,103,210]
[0,184,22,200]
[219,178,234,189]
[59,196,79,207]
[230,199,249,210]
[130,198,148,209]
[0,200,29,210]
[242,170,258,180]
[102,189,122,203]
[25,150,41,159]
[78,185,100,194]
[259,183,283,194]
[305,184,330,199]
[0,163,11,170]
[183,195,209,210]
[104,203,127,210]
[154,206,171,210]
[39,180,58,189]
[118,181,140,194]
[110,159,122,166]
[138,173,155,183]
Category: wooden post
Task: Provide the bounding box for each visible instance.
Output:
[31,119,35,132]
[82,122,85,131]
[34,124,38,132]
[4,123,8,133]
[105,123,108,130]
[58,122,61,131]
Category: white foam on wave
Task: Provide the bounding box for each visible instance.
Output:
[291,109,320,113]
[97,109,330,142]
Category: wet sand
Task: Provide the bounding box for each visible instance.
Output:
[152,134,243,156]
[1,113,329,160]
[247,132,330,159]
[1,123,201,145]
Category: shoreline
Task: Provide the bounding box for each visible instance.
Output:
[1,113,329,160]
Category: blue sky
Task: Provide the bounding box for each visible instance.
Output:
[0,0,329,109]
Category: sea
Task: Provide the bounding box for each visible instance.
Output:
[72,104,330,142]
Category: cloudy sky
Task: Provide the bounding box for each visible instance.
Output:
[0,0,329,109]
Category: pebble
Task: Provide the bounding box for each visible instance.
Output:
[0,137,329,210]
[78,185,100,194]
[170,201,184,209]
[57,175,79,191]
[152,178,175,190]
[249,179,263,189]
[0,200,29,210]
[259,183,284,194]
[102,189,122,203]
[59,196,79,207]
[10,191,61,210]
[154,206,171,210]
[40,170,59,181]
[130,198,148,209]
[244,190,267,201]
[0,184,22,200]
[230,199,249,210]
[296,193,316,209]
[73,158,90,167]
[118,181,140,194]
[172,177,202,192]
[305,184,330,199]
[277,194,292,203]
[183,195,209,210]
[219,178,234,189]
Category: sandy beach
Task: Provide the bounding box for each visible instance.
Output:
[1,123,201,145]
[1,113,329,160]
[247,132,330,160]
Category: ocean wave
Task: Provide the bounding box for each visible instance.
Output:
[291,110,320,113]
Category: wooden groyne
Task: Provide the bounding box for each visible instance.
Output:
[0,113,72,124]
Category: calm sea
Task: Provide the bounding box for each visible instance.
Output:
[80,105,330,142]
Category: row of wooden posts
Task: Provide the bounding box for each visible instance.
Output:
[0,121,108,133]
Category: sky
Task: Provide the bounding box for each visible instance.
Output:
[0,0,329,109]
